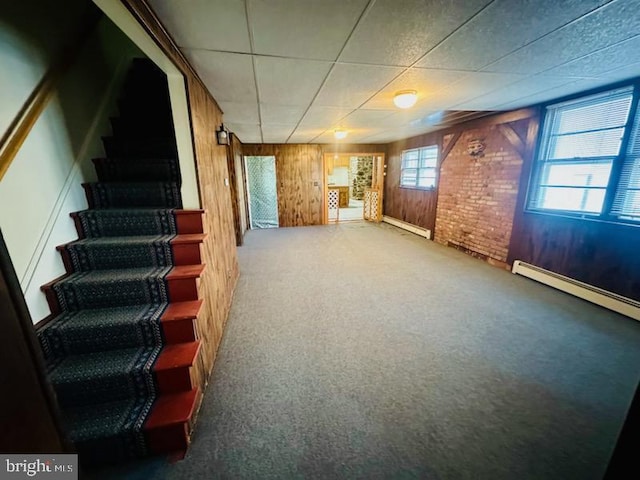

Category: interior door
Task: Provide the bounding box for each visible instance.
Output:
[245,155,279,229]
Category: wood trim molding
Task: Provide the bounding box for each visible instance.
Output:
[497,124,526,158]
[0,9,101,182]
[440,132,462,164]
[119,0,223,114]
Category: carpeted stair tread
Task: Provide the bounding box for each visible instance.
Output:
[73,208,177,237]
[103,136,178,159]
[62,235,175,271]
[93,157,180,183]
[53,267,171,311]
[38,304,166,359]
[49,345,161,408]
[65,396,155,464]
[84,182,182,209]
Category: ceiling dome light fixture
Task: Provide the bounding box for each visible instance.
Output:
[393,90,418,109]
[334,129,348,140]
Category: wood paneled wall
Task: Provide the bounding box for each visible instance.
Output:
[242,144,324,227]
[231,133,249,240]
[122,0,239,388]
[186,78,239,384]
[509,174,640,302]
[241,143,385,227]
[385,131,442,231]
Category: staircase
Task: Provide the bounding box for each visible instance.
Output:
[37,59,204,465]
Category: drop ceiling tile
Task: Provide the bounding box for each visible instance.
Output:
[227,123,262,143]
[598,61,640,82]
[219,101,260,124]
[341,109,397,128]
[288,127,327,144]
[431,72,526,109]
[495,78,609,110]
[361,68,469,110]
[416,0,608,71]
[260,105,307,125]
[261,124,296,143]
[298,106,351,128]
[149,0,250,52]
[183,50,256,103]
[340,0,492,66]
[482,0,640,75]
[249,0,369,60]
[544,35,640,78]
[453,75,577,110]
[314,64,404,108]
[255,57,332,106]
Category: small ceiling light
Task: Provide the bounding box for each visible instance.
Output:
[334,129,348,140]
[393,90,418,109]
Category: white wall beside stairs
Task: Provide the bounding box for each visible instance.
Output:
[0,17,143,322]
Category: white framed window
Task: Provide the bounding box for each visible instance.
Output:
[528,85,640,223]
[400,145,438,189]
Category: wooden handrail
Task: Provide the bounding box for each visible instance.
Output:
[0,9,101,182]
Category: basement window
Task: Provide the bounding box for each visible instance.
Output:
[400,145,438,189]
[528,84,640,223]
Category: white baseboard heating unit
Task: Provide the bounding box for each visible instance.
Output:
[382,216,431,239]
[512,260,640,321]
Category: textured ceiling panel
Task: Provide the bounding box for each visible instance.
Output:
[288,128,327,144]
[454,75,578,110]
[483,1,640,75]
[495,78,608,110]
[248,0,368,60]
[416,0,608,71]
[260,104,307,125]
[298,106,351,128]
[184,50,256,103]
[149,0,250,52]
[544,35,640,78]
[361,68,469,110]
[255,57,332,106]
[226,123,262,143]
[261,124,296,143]
[340,109,398,128]
[434,72,527,110]
[217,101,260,124]
[314,64,404,108]
[339,0,493,66]
[153,1,640,144]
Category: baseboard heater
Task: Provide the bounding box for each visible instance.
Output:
[382,216,431,239]
[512,260,640,321]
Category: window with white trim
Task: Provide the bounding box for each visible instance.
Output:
[400,145,438,189]
[528,85,640,222]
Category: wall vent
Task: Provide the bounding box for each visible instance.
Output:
[512,260,640,321]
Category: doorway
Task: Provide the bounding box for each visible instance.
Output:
[245,155,279,229]
[323,153,385,224]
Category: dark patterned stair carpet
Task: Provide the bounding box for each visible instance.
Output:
[75,208,177,237]
[93,157,180,183]
[48,346,161,408]
[53,267,171,311]
[64,394,156,464]
[64,235,175,271]
[85,182,182,209]
[37,58,187,465]
[39,304,166,359]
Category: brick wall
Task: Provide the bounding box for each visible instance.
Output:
[434,125,523,266]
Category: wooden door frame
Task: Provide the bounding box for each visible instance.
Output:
[0,231,69,453]
[322,152,386,224]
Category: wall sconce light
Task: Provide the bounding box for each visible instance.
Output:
[393,90,418,109]
[216,124,230,145]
